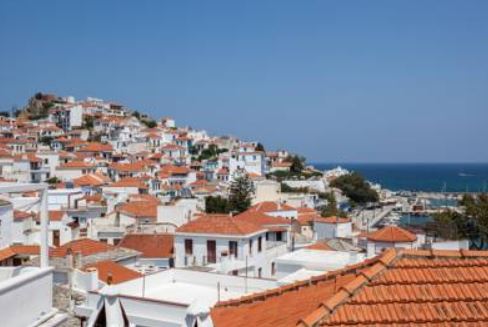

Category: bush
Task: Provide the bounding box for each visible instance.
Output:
[330,172,379,205]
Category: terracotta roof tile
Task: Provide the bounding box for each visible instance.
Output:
[0,245,40,261]
[118,234,173,258]
[79,142,113,152]
[109,177,148,189]
[176,215,265,236]
[248,201,296,213]
[50,238,114,257]
[314,216,351,224]
[234,210,290,228]
[212,249,488,327]
[83,260,141,284]
[117,201,157,219]
[367,225,417,243]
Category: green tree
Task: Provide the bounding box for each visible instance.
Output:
[321,192,338,217]
[280,182,309,193]
[430,210,471,240]
[83,115,94,130]
[39,136,53,146]
[330,172,379,205]
[143,119,157,128]
[228,171,254,213]
[205,196,230,214]
[460,193,488,248]
[45,177,60,184]
[285,155,306,174]
[132,110,141,119]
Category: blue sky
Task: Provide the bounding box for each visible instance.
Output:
[1,1,487,163]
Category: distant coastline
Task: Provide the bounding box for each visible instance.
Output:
[313,163,488,193]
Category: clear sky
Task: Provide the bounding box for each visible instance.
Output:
[1,1,487,163]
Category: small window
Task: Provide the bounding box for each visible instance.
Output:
[249,239,253,255]
[258,236,262,252]
[185,239,193,256]
[258,268,262,278]
[271,262,276,275]
[229,241,238,258]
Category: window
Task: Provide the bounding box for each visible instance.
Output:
[258,236,262,252]
[258,268,262,278]
[276,231,283,242]
[229,241,238,258]
[249,239,253,255]
[271,262,276,275]
[185,239,193,256]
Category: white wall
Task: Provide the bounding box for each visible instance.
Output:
[0,203,13,248]
[314,222,352,240]
[174,232,270,277]
[0,267,59,327]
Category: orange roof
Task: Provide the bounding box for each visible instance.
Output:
[314,216,351,224]
[50,238,114,257]
[109,177,148,189]
[300,249,488,326]
[118,234,174,258]
[128,194,160,204]
[297,207,321,225]
[13,210,34,220]
[110,161,149,172]
[49,210,65,221]
[79,142,113,152]
[212,249,488,327]
[305,241,334,251]
[176,215,265,236]
[248,201,296,213]
[14,153,41,163]
[0,245,40,261]
[117,201,158,219]
[367,225,417,243]
[73,173,110,187]
[83,260,141,284]
[234,210,290,228]
[159,165,190,175]
[58,161,95,169]
[211,259,364,327]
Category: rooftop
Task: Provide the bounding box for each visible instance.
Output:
[212,248,488,327]
[367,225,417,243]
[176,214,266,236]
[83,260,142,285]
[118,233,174,258]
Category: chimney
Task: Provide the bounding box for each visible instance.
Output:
[107,272,113,285]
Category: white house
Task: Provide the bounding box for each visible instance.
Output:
[365,225,418,256]
[75,268,277,327]
[174,214,274,278]
[229,151,266,177]
[313,216,353,240]
[157,198,200,232]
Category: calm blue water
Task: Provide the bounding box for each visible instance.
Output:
[313,163,488,192]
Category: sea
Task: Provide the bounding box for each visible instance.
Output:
[313,163,488,193]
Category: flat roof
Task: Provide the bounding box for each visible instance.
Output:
[275,249,365,271]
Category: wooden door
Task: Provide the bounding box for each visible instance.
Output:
[207,240,216,264]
